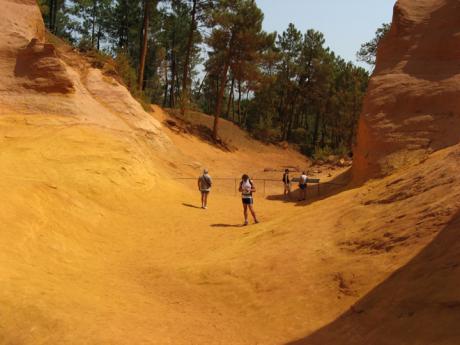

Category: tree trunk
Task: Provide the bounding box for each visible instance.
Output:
[91,0,97,48]
[169,26,177,108]
[97,26,101,51]
[49,0,57,33]
[215,77,219,112]
[53,0,58,33]
[180,0,197,116]
[48,0,53,32]
[120,0,129,49]
[213,62,230,140]
[237,79,242,124]
[226,76,234,119]
[162,60,169,107]
[320,118,326,148]
[242,89,250,128]
[284,112,292,141]
[196,72,207,99]
[138,0,150,92]
[232,92,235,121]
[169,53,177,107]
[312,107,322,148]
[286,100,296,141]
[163,82,169,107]
[313,88,331,148]
[279,87,288,139]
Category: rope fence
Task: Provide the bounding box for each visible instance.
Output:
[175,177,346,197]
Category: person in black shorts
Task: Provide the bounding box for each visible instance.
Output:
[239,174,259,226]
[282,169,291,200]
[298,171,308,201]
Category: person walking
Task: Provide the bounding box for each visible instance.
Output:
[239,174,259,226]
[198,169,212,209]
[298,171,308,201]
[282,169,291,200]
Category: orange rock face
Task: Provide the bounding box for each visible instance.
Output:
[352,0,460,183]
[0,0,45,88]
[15,39,74,93]
[0,0,170,149]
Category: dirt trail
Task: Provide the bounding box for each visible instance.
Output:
[2,111,459,345]
[2,1,460,344]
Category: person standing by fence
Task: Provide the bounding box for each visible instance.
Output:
[198,169,212,209]
[239,174,259,226]
[298,171,308,201]
[282,169,291,200]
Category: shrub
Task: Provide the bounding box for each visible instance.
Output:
[299,144,315,157]
[252,126,281,143]
[313,146,335,161]
[114,52,138,93]
[291,128,308,143]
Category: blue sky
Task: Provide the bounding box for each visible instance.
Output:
[256,0,396,68]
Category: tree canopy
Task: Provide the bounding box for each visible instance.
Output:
[357,23,391,66]
[38,0,373,158]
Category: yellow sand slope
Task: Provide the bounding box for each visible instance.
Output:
[1,1,460,344]
[1,110,460,345]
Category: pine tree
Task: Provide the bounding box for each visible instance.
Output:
[38,2,370,157]
[207,0,269,140]
[180,0,198,115]
[68,0,112,50]
[138,0,153,91]
[357,23,391,66]
[39,0,71,38]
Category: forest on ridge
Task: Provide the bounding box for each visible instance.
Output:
[39,0,386,158]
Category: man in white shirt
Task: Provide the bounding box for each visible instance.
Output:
[298,171,308,201]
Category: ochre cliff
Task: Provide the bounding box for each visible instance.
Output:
[353,0,460,182]
[0,0,169,148]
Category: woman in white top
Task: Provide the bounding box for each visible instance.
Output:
[238,174,259,226]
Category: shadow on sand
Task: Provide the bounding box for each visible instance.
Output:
[284,210,460,344]
[182,203,202,209]
[211,223,244,228]
[266,169,355,207]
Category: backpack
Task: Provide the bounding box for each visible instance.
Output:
[200,175,212,190]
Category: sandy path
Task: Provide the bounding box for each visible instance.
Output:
[1,114,459,344]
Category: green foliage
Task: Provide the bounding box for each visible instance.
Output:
[39,0,74,40]
[68,0,113,50]
[239,23,369,156]
[39,1,371,158]
[114,51,138,91]
[158,0,203,107]
[291,128,308,143]
[312,146,335,161]
[204,0,273,138]
[357,23,391,66]
[251,125,281,144]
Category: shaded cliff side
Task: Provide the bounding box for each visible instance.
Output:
[353,0,460,182]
